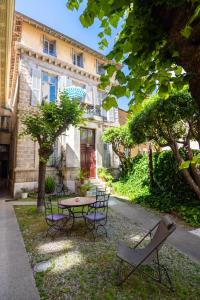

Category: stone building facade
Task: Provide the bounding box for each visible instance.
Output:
[11,12,119,197]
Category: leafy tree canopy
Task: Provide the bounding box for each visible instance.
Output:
[129,89,199,147]
[102,125,135,172]
[22,92,84,160]
[67,0,200,111]
[129,89,200,200]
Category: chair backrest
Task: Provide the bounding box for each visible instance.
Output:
[142,216,176,264]
[44,196,54,217]
[96,193,110,207]
[96,187,106,197]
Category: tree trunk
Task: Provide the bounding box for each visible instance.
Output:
[37,160,46,212]
[147,142,154,187]
[170,142,200,200]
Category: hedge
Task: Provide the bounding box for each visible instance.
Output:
[112,151,200,227]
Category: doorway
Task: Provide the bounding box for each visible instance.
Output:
[0,144,9,189]
[80,128,96,178]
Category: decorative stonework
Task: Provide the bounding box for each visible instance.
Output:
[18,44,101,83]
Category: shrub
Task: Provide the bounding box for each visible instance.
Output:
[112,151,200,226]
[153,150,198,209]
[79,181,92,196]
[45,176,56,194]
[97,167,113,187]
[113,154,150,199]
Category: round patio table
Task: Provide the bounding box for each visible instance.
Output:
[60,197,96,208]
[60,197,96,227]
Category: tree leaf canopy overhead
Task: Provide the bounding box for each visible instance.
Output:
[67,0,200,110]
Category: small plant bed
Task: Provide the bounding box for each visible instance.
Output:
[15,206,200,300]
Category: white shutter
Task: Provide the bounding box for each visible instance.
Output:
[92,86,97,106]
[107,107,115,122]
[58,75,67,93]
[66,77,72,87]
[114,108,119,124]
[86,85,93,105]
[31,68,41,106]
[58,76,73,92]
[41,81,49,103]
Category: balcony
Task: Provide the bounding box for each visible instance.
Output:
[83,105,104,121]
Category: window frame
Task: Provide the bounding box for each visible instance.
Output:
[43,37,56,57]
[72,49,84,68]
[96,60,105,75]
[41,72,58,104]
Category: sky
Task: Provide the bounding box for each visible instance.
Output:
[15,0,129,110]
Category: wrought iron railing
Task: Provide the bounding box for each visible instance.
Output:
[85,105,101,117]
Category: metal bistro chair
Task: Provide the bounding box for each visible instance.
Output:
[95,186,106,196]
[84,193,110,239]
[44,196,72,238]
[116,215,176,291]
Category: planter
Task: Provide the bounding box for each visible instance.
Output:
[21,192,28,199]
[86,190,92,197]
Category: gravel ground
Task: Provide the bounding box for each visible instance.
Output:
[15,206,200,300]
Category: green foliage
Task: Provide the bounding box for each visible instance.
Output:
[97,167,113,187]
[129,89,198,147]
[76,169,88,183]
[113,151,200,226]
[66,0,199,110]
[178,206,200,227]
[45,176,56,194]
[103,125,134,148]
[79,181,92,196]
[102,125,135,173]
[153,150,198,209]
[113,154,151,200]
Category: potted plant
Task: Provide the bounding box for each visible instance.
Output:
[79,181,92,197]
[45,176,56,194]
[21,188,29,199]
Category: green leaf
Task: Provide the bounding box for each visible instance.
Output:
[100,38,108,47]
[102,96,118,111]
[181,25,192,38]
[174,66,183,76]
[158,84,169,98]
[110,15,119,28]
[104,27,112,36]
[98,32,104,38]
[191,154,200,165]
[180,160,191,169]
[106,65,116,77]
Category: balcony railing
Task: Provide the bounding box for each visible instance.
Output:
[85,105,101,117]
[0,116,11,132]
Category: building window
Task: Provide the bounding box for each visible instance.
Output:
[43,37,56,56]
[72,49,84,68]
[41,72,57,103]
[96,60,105,75]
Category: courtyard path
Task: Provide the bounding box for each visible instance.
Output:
[0,199,40,300]
[110,196,200,264]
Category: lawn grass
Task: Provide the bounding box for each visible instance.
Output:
[15,205,200,300]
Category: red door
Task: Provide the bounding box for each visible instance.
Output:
[80,128,96,178]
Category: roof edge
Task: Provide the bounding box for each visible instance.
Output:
[15,11,108,62]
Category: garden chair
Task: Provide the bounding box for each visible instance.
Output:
[84,193,110,239]
[116,215,176,291]
[96,187,106,196]
[44,196,73,238]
